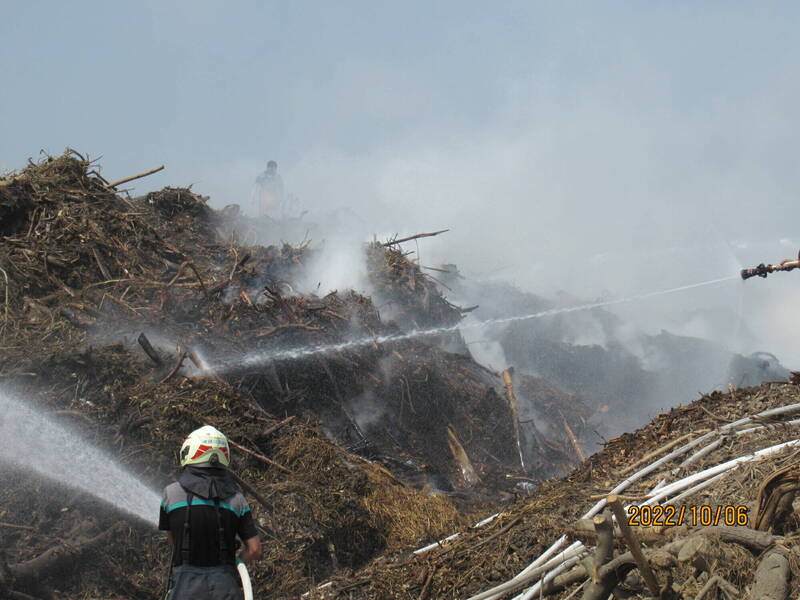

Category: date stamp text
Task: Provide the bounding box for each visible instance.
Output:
[627,504,748,527]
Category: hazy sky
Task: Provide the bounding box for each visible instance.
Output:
[4,2,800,362]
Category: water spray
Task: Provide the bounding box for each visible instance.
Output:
[741,250,800,280]
[206,275,738,374]
[0,389,161,526]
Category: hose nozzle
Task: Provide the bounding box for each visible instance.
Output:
[741,264,770,280]
[741,251,800,280]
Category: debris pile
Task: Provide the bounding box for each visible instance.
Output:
[6,152,790,599]
[0,153,590,599]
[0,347,470,599]
[365,237,464,330]
[316,384,800,599]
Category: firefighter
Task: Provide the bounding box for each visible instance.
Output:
[160,425,262,600]
[250,160,285,219]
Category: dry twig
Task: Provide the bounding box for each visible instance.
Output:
[228,439,292,473]
[382,229,449,247]
[159,351,188,384]
[105,165,164,189]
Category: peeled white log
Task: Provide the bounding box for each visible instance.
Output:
[735,416,800,436]
[464,545,588,600]
[517,538,577,578]
[413,512,500,555]
[494,538,578,600]
[518,553,586,600]
[646,437,800,505]
[471,402,800,600]
[413,532,460,555]
[680,416,800,469]
[663,471,728,506]
[474,512,500,527]
[496,428,738,600]
[679,437,724,468]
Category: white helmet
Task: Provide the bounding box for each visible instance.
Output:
[180,425,231,467]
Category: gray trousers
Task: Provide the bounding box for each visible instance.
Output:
[168,565,243,600]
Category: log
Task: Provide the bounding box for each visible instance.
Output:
[569,517,684,544]
[676,536,722,573]
[446,426,479,488]
[579,512,620,600]
[699,525,775,553]
[255,323,321,338]
[187,262,208,295]
[418,566,436,600]
[539,523,769,599]
[10,524,121,586]
[327,542,338,572]
[239,290,253,306]
[58,307,94,329]
[228,253,251,280]
[590,526,773,591]
[750,550,790,600]
[590,513,613,585]
[562,412,587,462]
[206,279,232,295]
[501,368,526,470]
[45,255,67,268]
[607,495,660,597]
[619,431,702,475]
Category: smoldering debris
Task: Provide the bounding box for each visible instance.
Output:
[314,384,800,599]
[2,152,798,600]
[442,274,792,440]
[0,152,587,599]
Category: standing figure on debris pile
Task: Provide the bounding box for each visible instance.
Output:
[250,160,284,219]
[160,425,262,600]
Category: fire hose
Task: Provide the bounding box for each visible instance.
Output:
[237,559,254,600]
[741,250,800,280]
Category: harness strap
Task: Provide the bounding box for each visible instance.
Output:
[213,497,229,565]
[180,492,193,565]
[178,490,231,566]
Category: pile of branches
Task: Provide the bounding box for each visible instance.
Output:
[0,152,589,496]
[309,384,800,599]
[366,239,465,330]
[0,344,476,599]
[0,152,594,598]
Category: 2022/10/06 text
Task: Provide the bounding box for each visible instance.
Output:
[626,505,749,527]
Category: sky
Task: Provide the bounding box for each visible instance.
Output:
[3,1,800,364]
